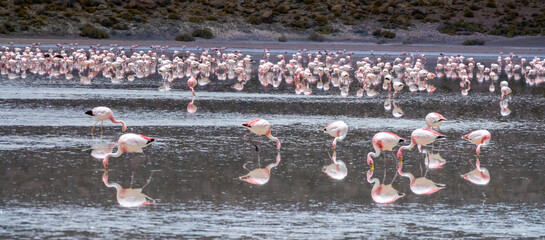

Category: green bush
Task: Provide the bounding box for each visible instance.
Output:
[175,33,195,41]
[372,29,396,38]
[462,39,485,45]
[278,35,287,42]
[307,32,324,42]
[79,23,109,39]
[191,28,214,39]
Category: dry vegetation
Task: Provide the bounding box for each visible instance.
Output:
[0,0,544,41]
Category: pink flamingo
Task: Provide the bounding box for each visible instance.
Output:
[397,128,446,163]
[367,170,405,204]
[102,171,155,207]
[102,133,156,170]
[241,119,281,150]
[187,76,197,96]
[240,152,281,185]
[425,112,447,131]
[397,128,445,175]
[323,120,348,153]
[397,164,445,195]
[366,132,405,170]
[85,106,127,135]
[462,129,491,161]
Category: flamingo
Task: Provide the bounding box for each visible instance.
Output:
[366,170,405,204]
[85,106,127,135]
[239,152,281,185]
[461,160,490,185]
[424,152,447,169]
[102,133,156,170]
[102,171,155,207]
[425,112,447,131]
[323,120,348,155]
[322,152,347,180]
[397,128,446,163]
[500,81,512,102]
[241,119,281,150]
[397,164,445,195]
[462,129,491,161]
[366,132,405,170]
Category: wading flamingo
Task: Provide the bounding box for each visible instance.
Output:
[462,129,491,161]
[323,120,348,154]
[241,119,281,150]
[425,112,447,131]
[85,106,127,135]
[239,152,281,185]
[102,133,156,170]
[367,170,405,204]
[366,132,405,170]
[397,128,446,163]
[397,164,445,195]
[102,171,155,207]
[500,81,512,102]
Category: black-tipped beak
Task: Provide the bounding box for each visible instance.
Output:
[85,110,93,116]
[436,135,446,139]
[147,138,156,144]
[437,119,445,122]
[242,123,248,127]
[399,138,405,143]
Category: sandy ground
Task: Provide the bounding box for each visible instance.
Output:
[1,36,544,55]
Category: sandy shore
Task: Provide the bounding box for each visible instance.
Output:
[1,36,545,55]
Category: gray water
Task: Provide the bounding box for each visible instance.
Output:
[1,56,545,239]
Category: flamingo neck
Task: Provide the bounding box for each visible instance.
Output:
[102,147,123,167]
[366,150,380,166]
[267,152,282,170]
[399,170,415,185]
[267,134,281,150]
[396,143,414,160]
[368,177,380,189]
[109,117,126,132]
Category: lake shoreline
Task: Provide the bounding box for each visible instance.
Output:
[1,36,545,55]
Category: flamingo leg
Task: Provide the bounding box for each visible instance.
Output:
[130,170,135,188]
[383,153,387,181]
[243,162,252,171]
[100,121,104,138]
[424,152,430,178]
[142,171,153,189]
[143,152,151,164]
[91,121,98,136]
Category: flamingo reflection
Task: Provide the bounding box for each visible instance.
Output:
[102,171,155,207]
[322,152,347,180]
[239,152,281,185]
[366,170,405,204]
[461,160,490,185]
[397,164,445,195]
[187,98,197,113]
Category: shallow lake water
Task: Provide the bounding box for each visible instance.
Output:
[0,51,544,238]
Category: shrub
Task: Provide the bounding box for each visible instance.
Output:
[188,15,203,23]
[175,33,195,41]
[191,28,214,39]
[246,15,261,25]
[314,15,328,25]
[464,9,474,18]
[79,23,109,39]
[167,12,179,20]
[462,39,485,45]
[372,29,396,38]
[438,20,486,35]
[278,35,287,42]
[206,15,218,21]
[315,25,334,34]
[486,0,496,8]
[307,32,324,42]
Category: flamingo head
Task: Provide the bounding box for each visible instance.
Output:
[366,153,374,170]
[396,148,404,164]
[396,163,403,175]
[102,157,109,170]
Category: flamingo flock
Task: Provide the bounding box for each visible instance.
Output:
[2,43,528,206]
